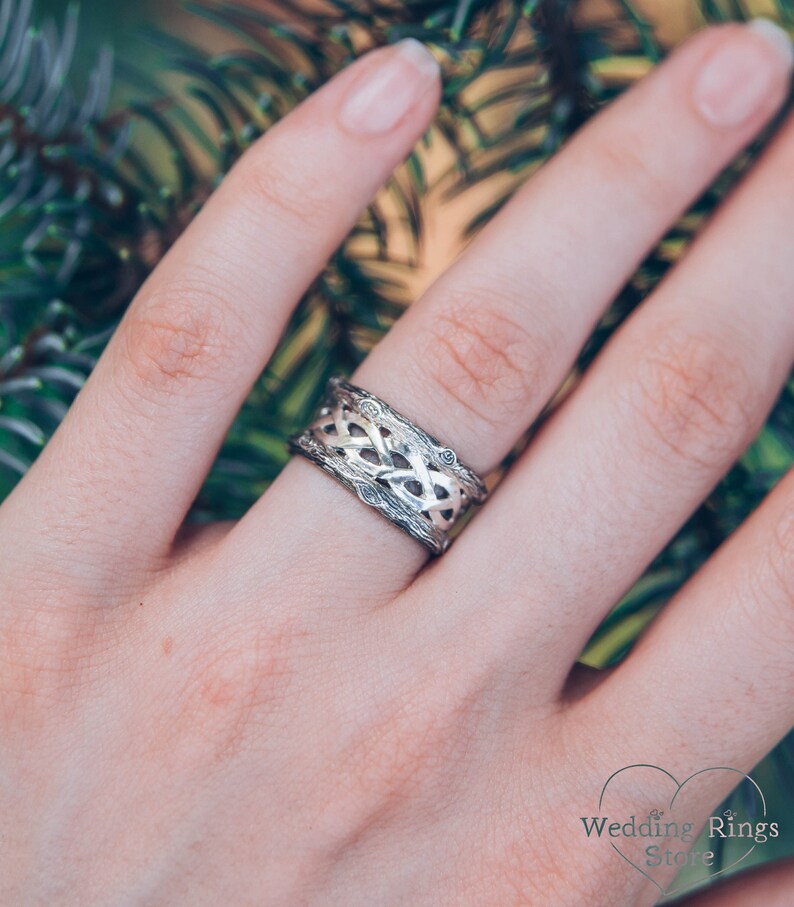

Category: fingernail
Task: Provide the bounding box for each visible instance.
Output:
[693,19,793,128]
[339,39,440,135]
[748,18,794,65]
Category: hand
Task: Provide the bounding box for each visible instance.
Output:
[2,23,794,906]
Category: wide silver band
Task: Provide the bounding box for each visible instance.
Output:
[289,377,488,555]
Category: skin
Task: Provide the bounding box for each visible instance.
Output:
[1,22,793,906]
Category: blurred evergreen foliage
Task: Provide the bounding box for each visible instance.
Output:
[0,0,793,889]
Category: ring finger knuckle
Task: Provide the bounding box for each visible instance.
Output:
[418,287,548,433]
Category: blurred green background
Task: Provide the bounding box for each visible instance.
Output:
[2,0,793,899]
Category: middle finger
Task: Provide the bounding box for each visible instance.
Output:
[417,30,794,698]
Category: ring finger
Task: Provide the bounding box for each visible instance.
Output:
[235,22,794,601]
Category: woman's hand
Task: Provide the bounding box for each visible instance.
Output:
[2,22,794,906]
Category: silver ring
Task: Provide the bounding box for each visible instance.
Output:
[289,377,488,554]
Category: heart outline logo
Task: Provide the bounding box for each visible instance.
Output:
[598,764,766,897]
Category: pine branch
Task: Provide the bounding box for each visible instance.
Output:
[0,0,132,492]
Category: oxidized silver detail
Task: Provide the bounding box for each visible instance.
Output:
[289,376,488,554]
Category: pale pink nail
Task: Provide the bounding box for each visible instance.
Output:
[693,19,793,128]
[339,39,440,135]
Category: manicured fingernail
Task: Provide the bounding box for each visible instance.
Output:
[748,18,794,65]
[339,39,440,135]
[693,19,793,128]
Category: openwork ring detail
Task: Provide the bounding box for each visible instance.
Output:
[288,377,488,555]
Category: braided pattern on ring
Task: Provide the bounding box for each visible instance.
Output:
[289,377,488,554]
